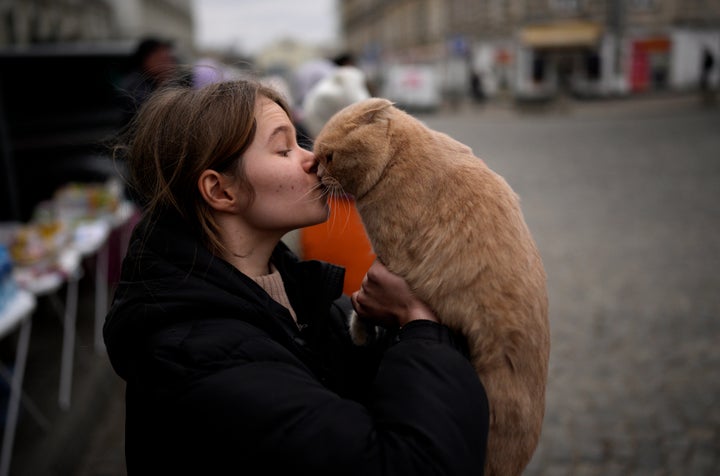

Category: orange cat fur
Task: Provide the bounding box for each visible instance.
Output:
[313,98,550,476]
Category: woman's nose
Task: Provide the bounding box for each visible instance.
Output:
[301,148,319,174]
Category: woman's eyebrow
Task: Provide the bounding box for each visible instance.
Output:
[267,125,292,144]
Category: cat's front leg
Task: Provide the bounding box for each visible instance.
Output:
[349,310,382,346]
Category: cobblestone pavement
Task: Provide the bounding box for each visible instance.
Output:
[421,95,720,475]
[74,95,719,475]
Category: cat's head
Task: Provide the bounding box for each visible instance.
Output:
[313,98,395,200]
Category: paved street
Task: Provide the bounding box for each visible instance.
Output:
[72,94,719,475]
[420,95,720,475]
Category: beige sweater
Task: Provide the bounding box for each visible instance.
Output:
[252,267,298,323]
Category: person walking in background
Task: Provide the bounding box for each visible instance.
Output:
[700,47,716,105]
[291,56,337,149]
[117,37,183,123]
[291,52,373,149]
[301,53,371,138]
[103,79,489,474]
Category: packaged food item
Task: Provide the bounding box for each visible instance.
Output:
[54,181,120,225]
[8,221,68,267]
[0,244,18,312]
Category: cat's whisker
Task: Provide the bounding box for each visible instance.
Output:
[322,189,340,225]
[324,187,354,235]
[296,182,326,204]
[338,196,353,233]
[325,187,341,232]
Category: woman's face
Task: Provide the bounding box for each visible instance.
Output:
[235,96,329,233]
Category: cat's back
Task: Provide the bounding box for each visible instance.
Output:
[389,112,509,195]
[365,118,538,294]
[384,119,521,231]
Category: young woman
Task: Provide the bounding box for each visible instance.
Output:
[104,79,489,475]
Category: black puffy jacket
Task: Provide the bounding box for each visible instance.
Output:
[104,212,489,475]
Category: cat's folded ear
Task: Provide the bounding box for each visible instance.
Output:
[357,98,394,125]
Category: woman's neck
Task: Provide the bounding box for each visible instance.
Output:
[224,245,275,277]
[216,216,283,278]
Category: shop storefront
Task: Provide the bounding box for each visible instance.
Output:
[516,21,606,99]
[629,36,672,92]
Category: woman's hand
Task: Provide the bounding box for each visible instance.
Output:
[351,260,438,328]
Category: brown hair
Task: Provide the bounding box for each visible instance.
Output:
[115,79,290,255]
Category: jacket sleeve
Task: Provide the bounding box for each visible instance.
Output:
[368,321,489,475]
[161,320,488,476]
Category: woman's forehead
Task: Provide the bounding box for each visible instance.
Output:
[256,97,288,122]
[255,97,292,137]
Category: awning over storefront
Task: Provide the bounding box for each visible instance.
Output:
[520,21,602,48]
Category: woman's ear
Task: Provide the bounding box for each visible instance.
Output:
[198,169,238,212]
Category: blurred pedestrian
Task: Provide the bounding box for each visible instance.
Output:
[292,53,374,148]
[292,57,336,108]
[301,64,371,138]
[291,57,337,149]
[700,47,716,105]
[470,70,485,103]
[700,47,715,91]
[117,37,184,123]
[192,56,230,88]
[104,79,489,475]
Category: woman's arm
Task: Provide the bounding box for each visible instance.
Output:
[172,323,489,475]
[138,264,489,475]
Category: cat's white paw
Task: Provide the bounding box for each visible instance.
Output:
[349,310,373,346]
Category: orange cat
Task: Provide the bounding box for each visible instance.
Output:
[313,98,550,476]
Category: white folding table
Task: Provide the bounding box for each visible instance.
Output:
[6,201,136,412]
[15,248,81,411]
[0,290,35,476]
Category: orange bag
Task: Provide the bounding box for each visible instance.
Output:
[301,196,375,296]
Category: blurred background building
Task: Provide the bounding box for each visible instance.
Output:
[0,0,194,52]
[340,0,720,105]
